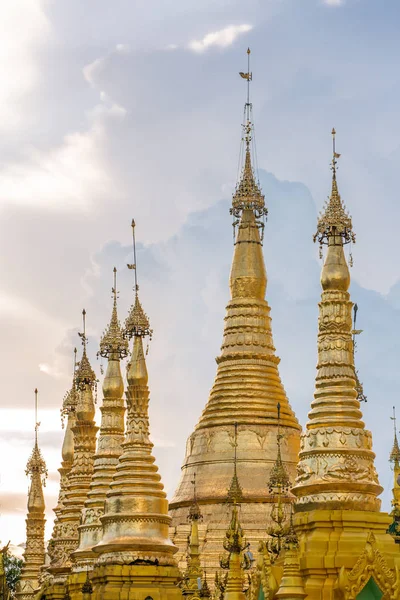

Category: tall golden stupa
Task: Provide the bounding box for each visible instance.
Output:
[170,48,301,570]
[13,50,400,600]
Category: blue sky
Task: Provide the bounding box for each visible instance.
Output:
[1,0,400,545]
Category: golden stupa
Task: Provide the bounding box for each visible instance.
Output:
[14,50,400,600]
[170,49,301,572]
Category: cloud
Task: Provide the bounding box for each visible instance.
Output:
[0,0,50,132]
[188,24,252,53]
[322,0,344,5]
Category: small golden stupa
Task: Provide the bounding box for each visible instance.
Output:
[15,390,47,600]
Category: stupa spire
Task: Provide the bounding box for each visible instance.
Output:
[72,268,128,569]
[48,311,98,578]
[93,221,178,568]
[292,129,382,512]
[16,390,47,600]
[170,51,300,569]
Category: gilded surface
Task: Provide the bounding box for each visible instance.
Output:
[170,108,300,573]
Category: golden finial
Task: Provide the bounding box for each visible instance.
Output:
[26,389,48,483]
[99,267,129,359]
[314,128,355,254]
[352,303,367,403]
[390,407,400,463]
[232,49,267,241]
[75,309,98,391]
[124,220,153,340]
[227,422,244,505]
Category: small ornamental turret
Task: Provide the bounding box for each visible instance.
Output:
[351,304,367,403]
[16,390,47,600]
[275,510,306,600]
[387,407,400,543]
[266,404,291,563]
[219,424,251,600]
[73,269,128,569]
[181,474,203,600]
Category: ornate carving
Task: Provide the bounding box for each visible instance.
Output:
[335,532,399,600]
[323,456,374,483]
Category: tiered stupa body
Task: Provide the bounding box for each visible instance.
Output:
[291,131,400,599]
[90,266,182,600]
[16,392,48,600]
[71,270,128,572]
[170,72,301,570]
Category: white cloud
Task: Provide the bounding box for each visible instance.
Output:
[0,0,50,131]
[323,0,344,5]
[188,24,252,53]
[0,124,112,211]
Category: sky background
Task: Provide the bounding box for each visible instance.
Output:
[2,0,400,546]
